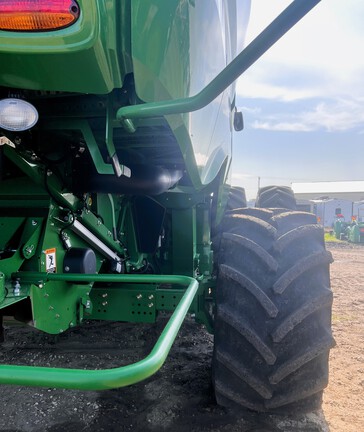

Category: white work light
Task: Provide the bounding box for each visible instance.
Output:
[0,98,38,131]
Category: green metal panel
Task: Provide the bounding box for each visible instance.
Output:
[89,285,157,323]
[4,146,79,211]
[0,0,126,93]
[0,216,44,278]
[196,202,213,276]
[89,286,186,323]
[0,273,198,390]
[0,217,25,250]
[131,0,246,189]
[30,282,91,334]
[0,273,5,303]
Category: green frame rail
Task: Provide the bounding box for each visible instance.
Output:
[117,0,321,128]
[0,273,198,390]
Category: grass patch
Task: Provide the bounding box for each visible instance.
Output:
[324,232,342,243]
[332,313,357,322]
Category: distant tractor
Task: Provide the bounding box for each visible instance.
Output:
[334,214,349,240]
[334,216,364,243]
[346,218,364,243]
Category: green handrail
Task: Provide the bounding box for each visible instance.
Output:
[117,0,320,127]
[0,273,199,390]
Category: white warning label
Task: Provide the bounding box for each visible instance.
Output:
[45,248,57,273]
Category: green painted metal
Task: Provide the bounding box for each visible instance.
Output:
[117,0,320,189]
[4,146,79,211]
[30,281,91,334]
[0,0,322,392]
[0,1,125,93]
[0,273,198,390]
[130,0,243,189]
[333,218,364,243]
[89,285,157,323]
[42,119,120,176]
[0,273,4,303]
[118,0,321,124]
[77,208,125,256]
[347,221,364,243]
[89,285,188,323]
[0,216,45,278]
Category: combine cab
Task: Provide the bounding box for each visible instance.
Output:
[0,0,334,414]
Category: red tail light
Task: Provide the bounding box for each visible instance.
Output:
[0,0,80,31]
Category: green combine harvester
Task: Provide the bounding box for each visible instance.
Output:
[334,217,364,243]
[0,0,334,414]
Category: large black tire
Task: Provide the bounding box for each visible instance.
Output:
[212,209,335,414]
[256,186,296,210]
[227,186,247,211]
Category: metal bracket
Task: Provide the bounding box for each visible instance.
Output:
[0,272,198,390]
[105,97,131,178]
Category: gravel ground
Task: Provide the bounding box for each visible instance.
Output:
[0,241,362,431]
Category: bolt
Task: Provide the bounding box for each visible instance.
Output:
[38,283,44,289]
[49,306,54,310]
[107,231,112,237]
[97,220,102,226]
[70,322,74,327]
[47,170,52,177]
[25,245,34,254]
[102,301,108,306]
[13,279,21,296]
[44,293,49,298]
[148,294,154,300]
[85,300,91,309]
[148,303,154,308]
[31,220,38,226]
[102,293,108,298]
[64,266,70,272]
[55,314,60,319]
[136,294,142,300]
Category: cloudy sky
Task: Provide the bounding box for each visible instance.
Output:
[233,0,364,199]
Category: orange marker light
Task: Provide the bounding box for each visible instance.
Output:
[0,0,80,31]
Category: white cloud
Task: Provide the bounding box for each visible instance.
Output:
[252,120,312,132]
[251,98,364,133]
[231,173,257,180]
[237,1,364,104]
[245,1,364,77]
[237,76,323,102]
[240,106,261,114]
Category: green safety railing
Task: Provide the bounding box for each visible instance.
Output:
[0,273,198,390]
[117,0,321,130]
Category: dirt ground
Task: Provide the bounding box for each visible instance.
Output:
[322,242,364,432]
[0,241,362,432]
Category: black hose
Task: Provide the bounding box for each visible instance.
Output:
[74,165,183,196]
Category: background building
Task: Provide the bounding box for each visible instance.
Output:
[292,181,364,202]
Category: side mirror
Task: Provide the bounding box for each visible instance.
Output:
[233,110,244,131]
